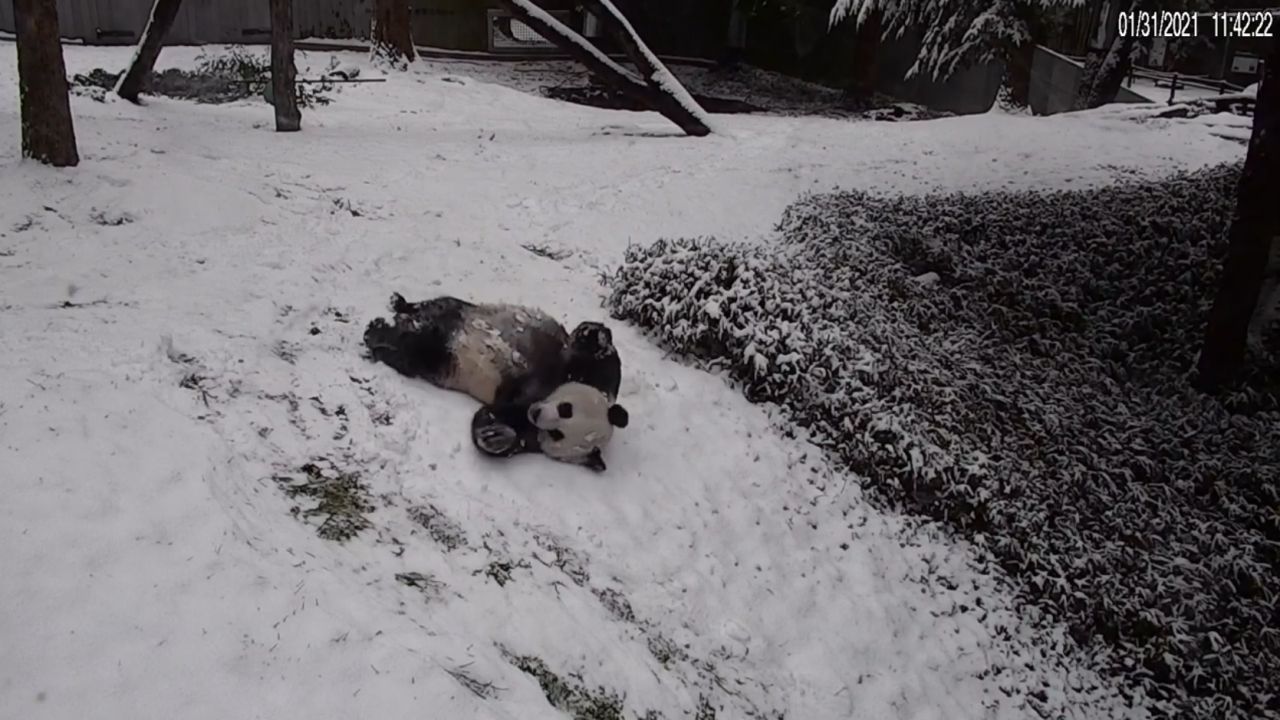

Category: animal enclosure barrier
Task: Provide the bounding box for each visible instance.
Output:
[0,0,373,45]
[486,9,566,53]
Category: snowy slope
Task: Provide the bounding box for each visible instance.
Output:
[0,45,1244,720]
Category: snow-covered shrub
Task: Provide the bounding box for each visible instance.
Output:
[607,162,1280,719]
[70,47,338,107]
[503,651,627,720]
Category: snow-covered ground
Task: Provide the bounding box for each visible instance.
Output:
[1105,92,1255,145]
[0,44,1245,720]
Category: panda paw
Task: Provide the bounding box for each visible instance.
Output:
[363,317,394,348]
[472,416,520,457]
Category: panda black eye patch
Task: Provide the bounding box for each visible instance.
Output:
[557,402,573,419]
[548,429,565,441]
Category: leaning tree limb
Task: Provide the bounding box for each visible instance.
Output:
[114,0,184,103]
[1196,34,1279,389]
[584,0,714,134]
[494,0,711,136]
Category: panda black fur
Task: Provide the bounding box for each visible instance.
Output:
[565,322,621,401]
[363,293,573,406]
[363,293,626,469]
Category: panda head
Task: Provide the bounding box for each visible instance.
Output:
[527,382,629,472]
[569,321,615,359]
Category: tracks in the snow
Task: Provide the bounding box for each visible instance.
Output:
[163,299,780,719]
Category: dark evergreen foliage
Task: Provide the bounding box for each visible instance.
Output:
[608,163,1279,720]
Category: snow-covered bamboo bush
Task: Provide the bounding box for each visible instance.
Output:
[607,162,1280,720]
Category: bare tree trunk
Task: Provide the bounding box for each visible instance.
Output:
[371,0,415,66]
[1005,41,1034,108]
[13,0,78,166]
[1196,36,1280,390]
[845,8,880,103]
[1073,0,1138,110]
[496,0,712,136]
[1082,35,1135,108]
[114,0,184,103]
[270,0,300,132]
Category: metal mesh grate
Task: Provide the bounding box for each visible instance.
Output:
[487,9,568,51]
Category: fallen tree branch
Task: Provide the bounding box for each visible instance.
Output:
[494,0,711,136]
[585,0,714,133]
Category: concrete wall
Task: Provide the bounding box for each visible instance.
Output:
[0,0,372,45]
[411,0,492,51]
[0,0,592,50]
[1029,46,1083,115]
[410,0,576,51]
[1029,45,1151,115]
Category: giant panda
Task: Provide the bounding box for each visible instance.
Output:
[471,381,629,472]
[363,293,628,470]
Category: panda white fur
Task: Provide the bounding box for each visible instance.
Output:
[363,293,627,470]
[472,382,630,472]
[363,294,567,404]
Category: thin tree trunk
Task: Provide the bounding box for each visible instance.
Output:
[114,0,184,103]
[1005,41,1034,108]
[1073,0,1139,110]
[1085,34,1135,107]
[495,0,712,136]
[1196,35,1280,390]
[720,0,746,67]
[371,0,415,66]
[1074,48,1103,108]
[270,0,300,132]
[13,0,78,166]
[845,8,880,103]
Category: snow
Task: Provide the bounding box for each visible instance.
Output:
[607,164,1276,717]
[0,44,1246,720]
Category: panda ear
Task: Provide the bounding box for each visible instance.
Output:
[585,448,607,472]
[607,404,629,428]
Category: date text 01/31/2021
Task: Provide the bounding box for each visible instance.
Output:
[1118,10,1275,39]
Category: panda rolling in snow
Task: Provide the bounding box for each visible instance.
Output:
[470,381,629,472]
[363,293,628,471]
